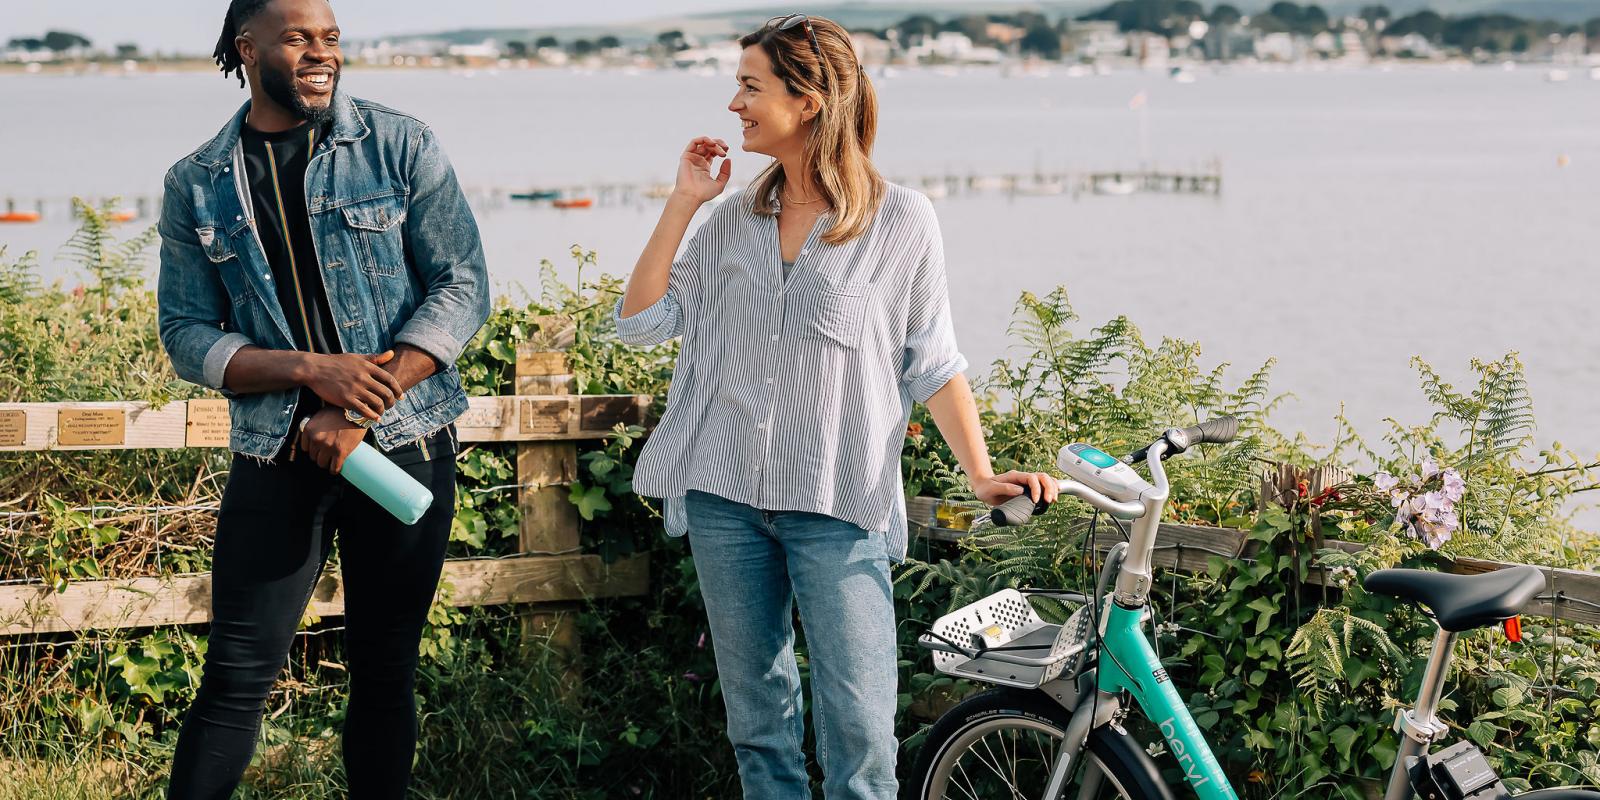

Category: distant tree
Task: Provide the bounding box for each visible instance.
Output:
[1019,23,1062,57]
[535,35,560,50]
[1389,10,1444,40]
[505,40,529,57]
[1209,4,1242,25]
[1080,0,1206,35]
[569,38,596,56]
[597,35,622,50]
[1359,5,1391,24]
[1301,5,1330,34]
[657,30,689,51]
[43,31,92,53]
[1586,17,1600,40]
[942,15,993,45]
[6,37,46,51]
[115,43,140,58]
[893,15,940,44]
[1175,1,1204,18]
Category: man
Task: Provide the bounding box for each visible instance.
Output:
[155,0,489,796]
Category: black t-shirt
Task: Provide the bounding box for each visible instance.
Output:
[241,120,453,467]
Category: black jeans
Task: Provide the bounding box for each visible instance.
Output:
[167,442,455,800]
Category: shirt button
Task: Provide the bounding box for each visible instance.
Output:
[223,166,231,173]
[263,273,272,281]
[235,215,243,221]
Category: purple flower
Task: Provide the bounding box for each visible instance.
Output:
[696,632,707,650]
[1373,472,1399,493]
[1420,458,1441,480]
[683,671,703,683]
[1442,469,1466,503]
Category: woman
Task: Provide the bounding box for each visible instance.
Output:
[614,15,1059,798]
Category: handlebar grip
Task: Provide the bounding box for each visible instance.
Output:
[991,493,1050,527]
[1182,416,1239,446]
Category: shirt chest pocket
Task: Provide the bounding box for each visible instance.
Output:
[339,194,408,277]
[791,279,870,350]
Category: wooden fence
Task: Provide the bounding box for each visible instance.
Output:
[0,331,652,642]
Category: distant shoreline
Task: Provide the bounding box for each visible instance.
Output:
[8,56,1597,80]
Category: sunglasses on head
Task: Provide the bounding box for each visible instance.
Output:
[769,13,823,60]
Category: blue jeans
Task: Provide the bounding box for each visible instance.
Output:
[684,490,899,800]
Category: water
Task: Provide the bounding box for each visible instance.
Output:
[3,65,1597,524]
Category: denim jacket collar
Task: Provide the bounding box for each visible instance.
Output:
[190,88,370,169]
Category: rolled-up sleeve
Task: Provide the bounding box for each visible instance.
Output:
[901,208,967,403]
[613,207,715,347]
[394,126,491,366]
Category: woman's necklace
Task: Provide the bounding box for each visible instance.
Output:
[782,188,826,206]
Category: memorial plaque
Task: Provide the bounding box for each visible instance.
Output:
[185,399,231,447]
[0,410,25,447]
[519,398,571,435]
[58,408,126,447]
[457,403,505,430]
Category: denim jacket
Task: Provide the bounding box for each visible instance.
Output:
[157,90,490,458]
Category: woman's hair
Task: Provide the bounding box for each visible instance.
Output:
[739,16,884,245]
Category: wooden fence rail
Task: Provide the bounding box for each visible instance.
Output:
[0,331,654,639]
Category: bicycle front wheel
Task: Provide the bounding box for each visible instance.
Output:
[906,688,1174,800]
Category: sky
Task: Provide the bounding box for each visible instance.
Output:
[3,1,864,54]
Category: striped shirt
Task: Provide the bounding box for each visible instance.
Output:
[613,183,967,561]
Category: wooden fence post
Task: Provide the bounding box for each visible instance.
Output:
[515,320,582,690]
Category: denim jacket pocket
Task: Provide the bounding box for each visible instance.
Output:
[340,194,408,277]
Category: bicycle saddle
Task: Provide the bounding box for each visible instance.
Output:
[1363,566,1545,632]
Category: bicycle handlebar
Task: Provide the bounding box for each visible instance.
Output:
[981,418,1239,528]
[1127,416,1240,465]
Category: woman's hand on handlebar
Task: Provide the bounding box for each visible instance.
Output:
[973,470,1060,507]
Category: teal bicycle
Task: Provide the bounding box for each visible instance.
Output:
[908,419,1599,800]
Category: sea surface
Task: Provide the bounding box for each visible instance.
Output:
[2,64,1596,526]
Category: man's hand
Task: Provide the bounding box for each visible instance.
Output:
[972,470,1061,508]
[299,407,367,473]
[301,351,406,421]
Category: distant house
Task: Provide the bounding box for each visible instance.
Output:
[985,22,1026,47]
[1203,23,1256,61]
[1378,33,1437,59]
[447,40,501,62]
[1063,21,1127,61]
[1255,32,1299,62]
[1135,34,1170,69]
[851,31,892,66]
[672,41,742,71]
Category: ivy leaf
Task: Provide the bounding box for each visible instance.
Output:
[569,483,613,521]
[1330,725,1359,765]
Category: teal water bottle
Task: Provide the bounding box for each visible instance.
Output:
[301,419,434,524]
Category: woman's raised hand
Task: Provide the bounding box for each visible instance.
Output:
[673,136,732,204]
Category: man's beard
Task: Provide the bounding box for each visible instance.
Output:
[259,62,338,127]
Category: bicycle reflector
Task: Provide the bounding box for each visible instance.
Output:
[1503,616,1522,643]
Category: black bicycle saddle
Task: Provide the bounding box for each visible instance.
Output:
[1363,566,1545,632]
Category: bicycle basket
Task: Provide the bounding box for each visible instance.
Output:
[925,589,1095,690]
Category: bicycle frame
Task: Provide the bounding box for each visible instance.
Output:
[1036,434,1458,800]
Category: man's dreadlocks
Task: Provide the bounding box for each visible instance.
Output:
[212,0,275,87]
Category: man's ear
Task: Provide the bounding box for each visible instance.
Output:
[236,35,257,68]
